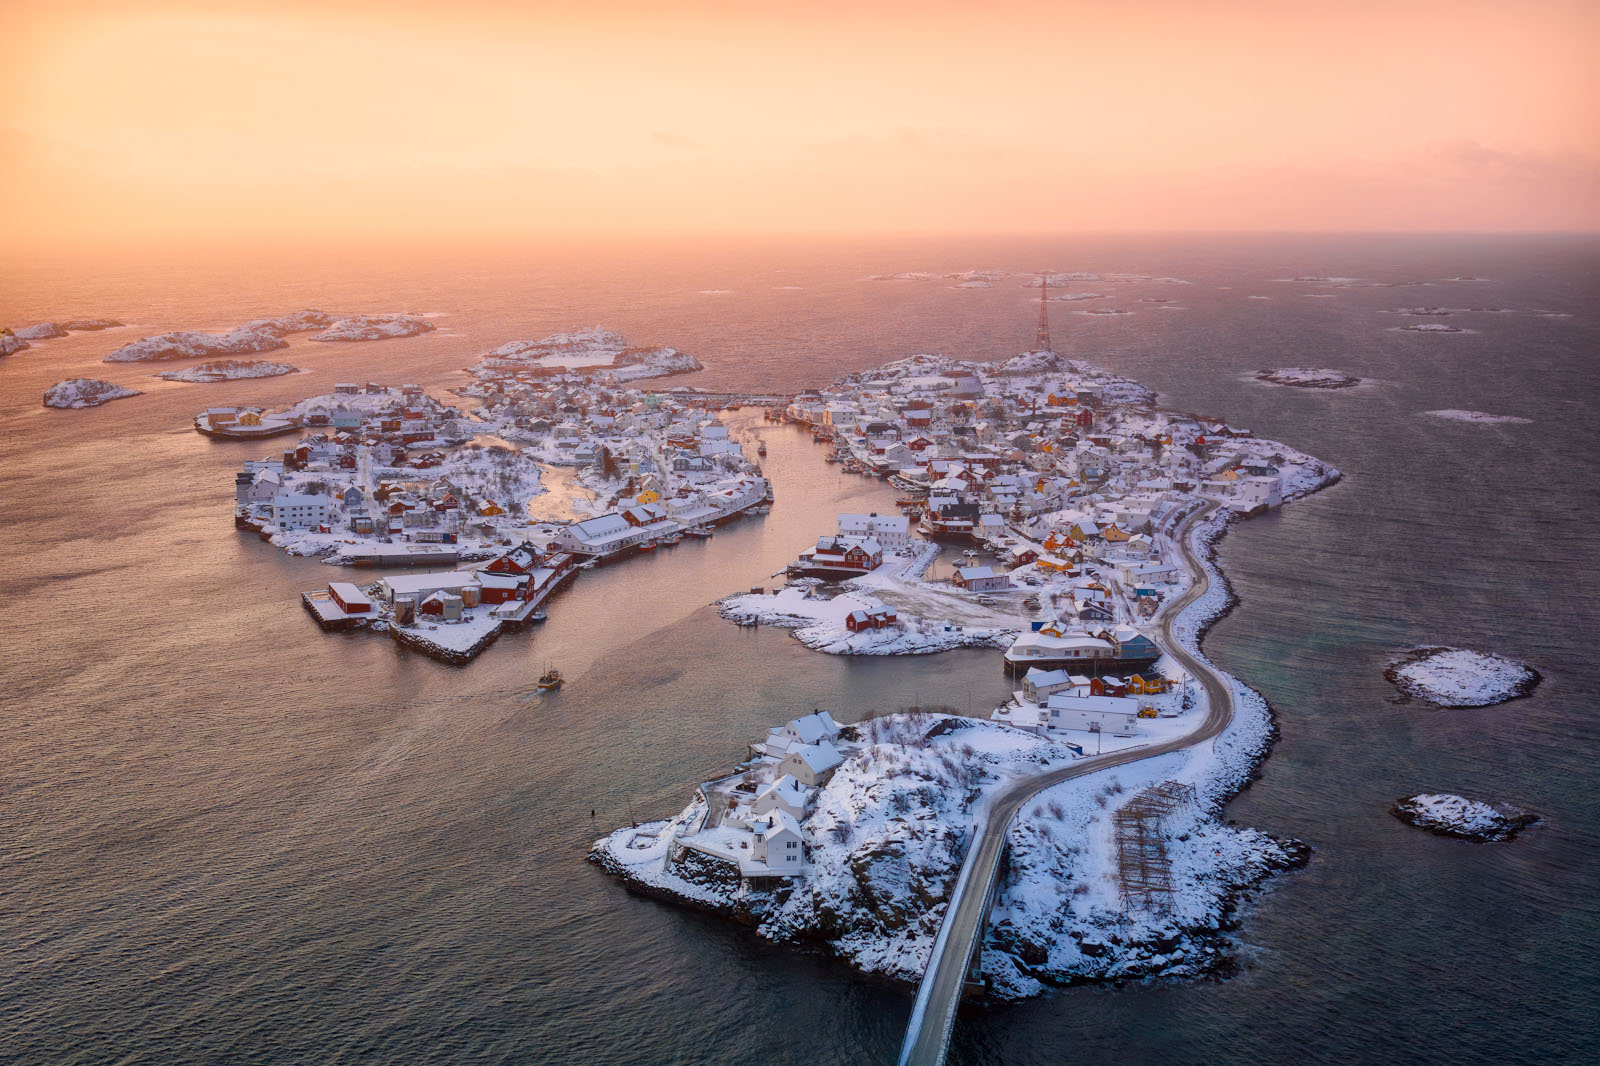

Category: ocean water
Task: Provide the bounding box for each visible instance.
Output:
[1,234,1595,1065]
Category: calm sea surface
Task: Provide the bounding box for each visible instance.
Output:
[1,235,1596,1065]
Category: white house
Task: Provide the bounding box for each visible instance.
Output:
[780,740,844,787]
[753,774,812,821]
[838,512,910,549]
[748,810,805,871]
[271,492,331,530]
[1045,692,1143,734]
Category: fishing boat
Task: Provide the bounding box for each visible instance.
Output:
[536,666,563,691]
[896,496,925,508]
[638,540,657,552]
[530,608,548,622]
[659,532,683,545]
[687,525,713,538]
[578,559,598,570]
[756,441,768,456]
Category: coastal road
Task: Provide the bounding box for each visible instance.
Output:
[896,502,1234,1066]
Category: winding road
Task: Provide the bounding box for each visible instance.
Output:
[896,502,1234,1066]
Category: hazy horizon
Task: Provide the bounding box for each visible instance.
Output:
[4,0,1597,249]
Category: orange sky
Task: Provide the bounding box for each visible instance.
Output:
[3,0,1597,245]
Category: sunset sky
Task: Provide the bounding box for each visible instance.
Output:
[4,0,1597,245]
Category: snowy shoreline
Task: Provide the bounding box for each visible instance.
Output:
[592,471,1335,999]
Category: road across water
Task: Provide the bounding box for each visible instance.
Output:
[896,502,1232,1066]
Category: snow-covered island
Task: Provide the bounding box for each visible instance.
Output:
[1385,647,1540,708]
[105,309,435,362]
[308,314,436,342]
[466,326,703,384]
[218,327,768,662]
[593,691,1308,998]
[104,312,327,362]
[1392,323,1471,334]
[0,332,28,357]
[1423,410,1533,425]
[44,378,142,408]
[5,318,125,345]
[1255,367,1363,390]
[1392,793,1538,842]
[596,324,1339,998]
[156,359,302,382]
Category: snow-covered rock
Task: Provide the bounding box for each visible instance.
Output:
[62,318,125,331]
[471,326,702,382]
[155,359,301,382]
[0,333,29,357]
[1423,410,1532,425]
[1393,323,1471,334]
[1392,793,1538,842]
[1254,367,1363,390]
[309,314,436,342]
[1385,647,1540,707]
[44,378,141,408]
[13,322,68,340]
[105,327,289,363]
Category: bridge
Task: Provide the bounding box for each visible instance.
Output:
[654,388,797,407]
[896,502,1233,1066]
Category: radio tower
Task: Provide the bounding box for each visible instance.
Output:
[1034,273,1053,352]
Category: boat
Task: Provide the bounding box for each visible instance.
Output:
[536,666,563,691]
[638,541,657,552]
[687,525,713,538]
[530,608,548,622]
[896,496,925,508]
[579,559,598,570]
[659,532,683,545]
[757,441,768,456]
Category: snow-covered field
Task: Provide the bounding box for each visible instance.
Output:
[44,378,142,408]
[155,360,301,382]
[1423,409,1533,425]
[1385,647,1540,707]
[1392,793,1538,842]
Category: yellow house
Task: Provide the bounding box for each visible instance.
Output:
[478,500,505,517]
[1128,674,1171,695]
[238,410,263,426]
[636,488,661,504]
[1103,525,1133,543]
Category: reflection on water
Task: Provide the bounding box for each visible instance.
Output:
[1,234,1596,1066]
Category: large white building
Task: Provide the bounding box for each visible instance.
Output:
[271,493,331,530]
[838,512,910,549]
[1045,693,1143,734]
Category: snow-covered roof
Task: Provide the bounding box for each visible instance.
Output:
[1046,692,1142,715]
[756,774,812,810]
[785,740,843,775]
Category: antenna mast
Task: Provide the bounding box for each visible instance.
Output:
[1034,274,1053,352]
